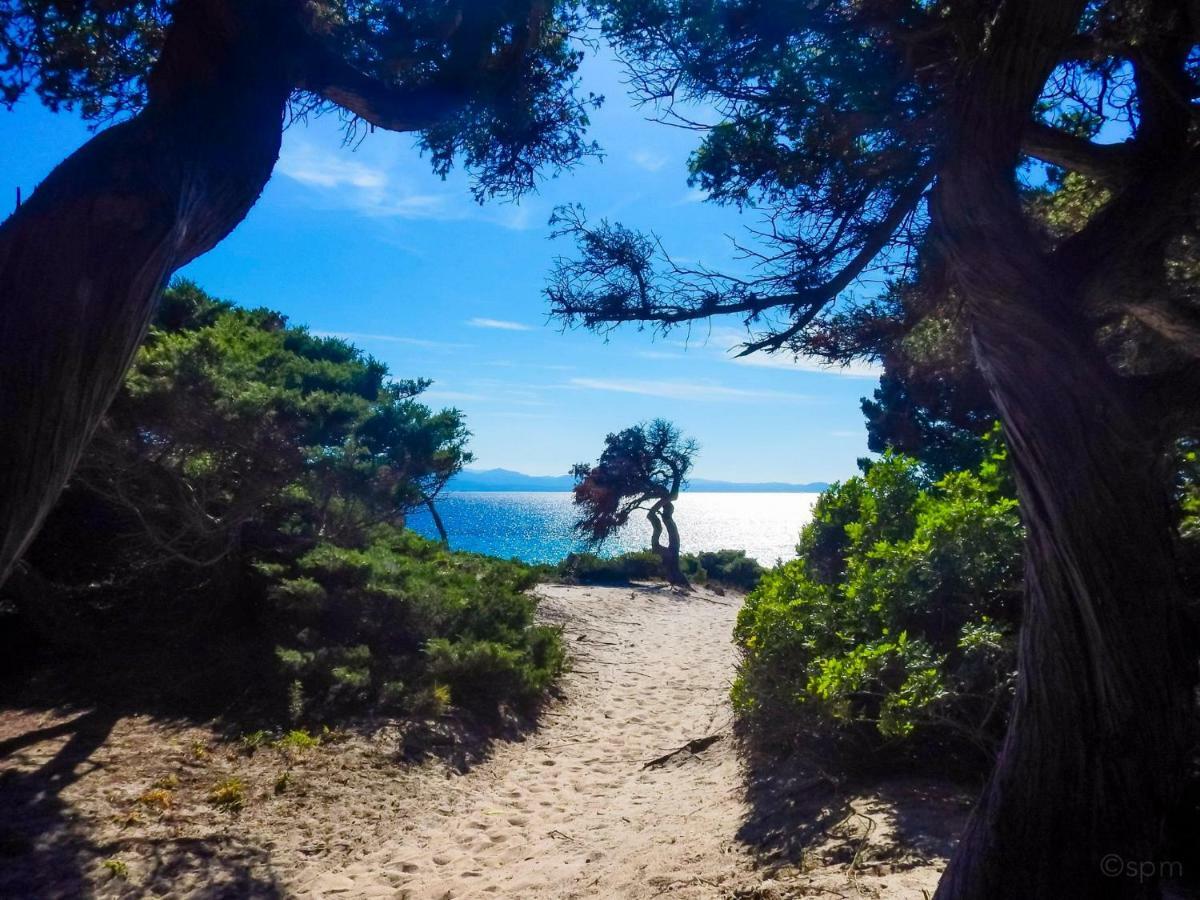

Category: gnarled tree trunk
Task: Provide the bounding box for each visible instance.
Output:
[930,3,1195,895]
[658,498,687,587]
[647,504,665,554]
[645,499,686,585]
[935,278,1193,899]
[0,0,296,585]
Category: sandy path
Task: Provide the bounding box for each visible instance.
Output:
[1,583,962,898]
[296,584,750,899]
[290,585,960,900]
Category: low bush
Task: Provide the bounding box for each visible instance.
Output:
[266,527,563,719]
[556,549,666,583]
[732,427,1022,765]
[557,547,764,589]
[681,549,764,590]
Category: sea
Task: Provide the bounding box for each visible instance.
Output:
[406,492,821,565]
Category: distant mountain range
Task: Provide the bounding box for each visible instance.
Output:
[446,468,829,493]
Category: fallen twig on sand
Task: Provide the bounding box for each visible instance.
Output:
[641,734,723,769]
[576,634,621,646]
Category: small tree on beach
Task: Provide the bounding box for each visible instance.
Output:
[571,420,696,586]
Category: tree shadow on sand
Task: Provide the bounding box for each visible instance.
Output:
[0,708,284,898]
[735,739,973,880]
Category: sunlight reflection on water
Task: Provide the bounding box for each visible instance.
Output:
[407,492,820,565]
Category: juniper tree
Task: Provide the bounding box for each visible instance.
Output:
[571,419,696,586]
[0,0,596,584]
[548,2,1200,896]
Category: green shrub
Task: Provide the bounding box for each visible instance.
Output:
[275,729,320,752]
[265,526,562,720]
[683,549,763,590]
[732,427,1021,762]
[239,730,271,753]
[208,777,248,812]
[557,550,666,583]
[557,547,763,589]
[426,632,564,715]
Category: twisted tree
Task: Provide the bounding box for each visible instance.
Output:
[0,0,597,585]
[549,1,1200,896]
[571,419,696,585]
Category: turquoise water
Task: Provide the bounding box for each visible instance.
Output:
[407,492,820,565]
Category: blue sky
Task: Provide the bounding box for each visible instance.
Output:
[2,51,881,483]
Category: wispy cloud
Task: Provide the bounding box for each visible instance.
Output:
[277,139,541,230]
[468,317,534,332]
[653,325,882,379]
[830,430,862,438]
[277,142,451,219]
[729,353,882,378]
[635,349,687,361]
[630,148,668,172]
[673,324,882,379]
[313,330,471,350]
[277,150,387,190]
[491,202,538,231]
[568,377,803,402]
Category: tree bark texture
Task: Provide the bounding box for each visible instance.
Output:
[658,499,687,586]
[647,505,665,553]
[931,2,1195,896]
[0,0,296,585]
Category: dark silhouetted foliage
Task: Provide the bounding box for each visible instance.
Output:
[571,419,697,585]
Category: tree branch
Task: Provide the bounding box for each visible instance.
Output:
[297,41,463,133]
[294,0,548,135]
[550,165,933,344]
[1021,122,1135,183]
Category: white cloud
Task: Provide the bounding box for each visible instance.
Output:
[630,148,668,172]
[729,353,883,378]
[660,324,882,378]
[567,377,802,402]
[490,202,537,231]
[277,147,387,190]
[276,137,545,230]
[468,318,534,332]
[276,141,451,220]
[830,430,862,438]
